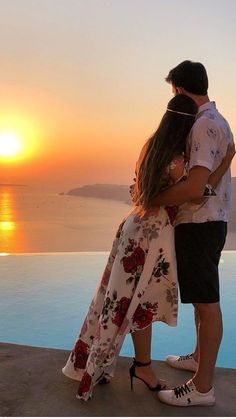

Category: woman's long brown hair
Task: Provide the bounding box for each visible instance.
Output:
[133,94,198,210]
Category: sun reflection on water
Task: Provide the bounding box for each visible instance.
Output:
[0,191,15,252]
[0,189,26,253]
[0,220,16,231]
[0,187,30,253]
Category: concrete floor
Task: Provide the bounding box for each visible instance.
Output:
[0,342,235,417]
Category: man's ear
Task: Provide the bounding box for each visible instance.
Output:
[177,87,184,94]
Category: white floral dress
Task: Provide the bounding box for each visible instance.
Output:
[62,156,185,401]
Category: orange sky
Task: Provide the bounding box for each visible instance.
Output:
[1,1,236,190]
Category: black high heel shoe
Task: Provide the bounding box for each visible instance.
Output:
[129,358,166,391]
[98,376,110,385]
[96,371,111,385]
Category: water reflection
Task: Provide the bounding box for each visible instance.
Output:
[0,191,15,252]
[0,189,26,253]
[0,191,14,217]
[0,220,16,231]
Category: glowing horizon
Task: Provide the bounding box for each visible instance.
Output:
[0,0,236,187]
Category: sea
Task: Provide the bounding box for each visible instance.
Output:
[0,186,236,368]
[1,185,235,253]
[0,185,129,253]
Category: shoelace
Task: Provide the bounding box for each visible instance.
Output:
[174,383,191,398]
[178,354,192,361]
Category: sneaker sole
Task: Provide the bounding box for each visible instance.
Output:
[159,398,215,407]
[165,359,198,372]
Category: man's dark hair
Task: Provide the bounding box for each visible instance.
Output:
[166,60,208,95]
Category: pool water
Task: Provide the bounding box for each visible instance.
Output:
[0,252,235,368]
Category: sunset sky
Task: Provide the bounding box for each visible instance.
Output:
[1,0,236,190]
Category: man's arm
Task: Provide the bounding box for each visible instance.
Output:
[208,142,235,189]
[151,166,210,207]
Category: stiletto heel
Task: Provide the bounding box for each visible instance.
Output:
[129,362,136,390]
[130,372,134,390]
[129,358,166,392]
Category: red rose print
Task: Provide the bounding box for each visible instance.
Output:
[134,246,145,265]
[133,304,153,328]
[71,339,89,369]
[112,297,131,327]
[122,246,145,273]
[122,256,136,273]
[77,371,92,395]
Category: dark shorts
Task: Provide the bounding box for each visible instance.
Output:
[175,221,227,304]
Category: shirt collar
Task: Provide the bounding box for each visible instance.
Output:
[197,101,216,115]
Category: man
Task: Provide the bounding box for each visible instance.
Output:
[155,60,234,406]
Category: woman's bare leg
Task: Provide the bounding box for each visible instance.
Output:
[131,324,165,387]
[132,324,152,363]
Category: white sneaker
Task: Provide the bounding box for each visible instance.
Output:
[166,353,198,372]
[158,379,215,407]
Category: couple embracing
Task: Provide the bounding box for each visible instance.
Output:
[62,60,235,406]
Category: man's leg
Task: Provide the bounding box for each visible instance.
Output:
[192,306,200,362]
[192,302,223,392]
[158,302,222,406]
[173,222,200,366]
[159,222,225,406]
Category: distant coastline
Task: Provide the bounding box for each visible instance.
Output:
[63,180,236,234]
[64,184,132,205]
[0,184,28,187]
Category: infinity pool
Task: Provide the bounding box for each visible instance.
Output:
[0,252,235,368]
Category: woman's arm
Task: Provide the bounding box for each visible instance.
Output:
[191,142,235,204]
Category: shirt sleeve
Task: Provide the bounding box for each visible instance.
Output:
[188,117,218,172]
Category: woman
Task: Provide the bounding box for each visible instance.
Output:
[62,94,233,401]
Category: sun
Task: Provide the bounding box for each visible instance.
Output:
[0,132,22,157]
[0,112,41,163]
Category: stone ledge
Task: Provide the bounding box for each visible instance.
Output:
[0,342,235,417]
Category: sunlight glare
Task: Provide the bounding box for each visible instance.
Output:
[0,221,16,231]
[0,132,22,157]
[0,112,41,164]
